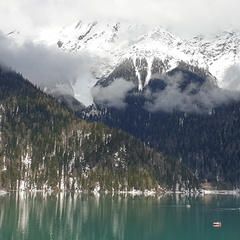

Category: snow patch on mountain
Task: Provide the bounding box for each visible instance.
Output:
[10,20,240,105]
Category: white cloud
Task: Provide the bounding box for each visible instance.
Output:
[143,72,239,113]
[0,32,91,95]
[90,72,239,113]
[222,65,240,91]
[92,78,135,109]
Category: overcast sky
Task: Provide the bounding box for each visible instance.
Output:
[0,0,240,38]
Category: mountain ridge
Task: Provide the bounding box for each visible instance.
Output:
[34,20,240,105]
[6,20,240,106]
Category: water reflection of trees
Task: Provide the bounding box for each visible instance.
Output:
[0,193,240,240]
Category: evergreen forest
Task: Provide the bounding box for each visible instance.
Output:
[0,66,196,192]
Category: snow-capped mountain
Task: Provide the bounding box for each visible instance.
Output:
[10,20,240,105]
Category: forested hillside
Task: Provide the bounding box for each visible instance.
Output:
[82,98,240,190]
[0,67,196,192]
[77,59,240,190]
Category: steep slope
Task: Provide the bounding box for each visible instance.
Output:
[0,66,197,192]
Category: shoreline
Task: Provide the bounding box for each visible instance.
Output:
[1,188,240,197]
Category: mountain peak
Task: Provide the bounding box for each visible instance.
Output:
[8,19,240,106]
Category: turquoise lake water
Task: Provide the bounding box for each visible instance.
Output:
[0,192,240,240]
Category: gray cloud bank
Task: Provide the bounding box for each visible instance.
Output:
[92,78,135,109]
[144,85,237,113]
[143,73,238,113]
[92,73,240,113]
[0,32,90,96]
[222,65,240,91]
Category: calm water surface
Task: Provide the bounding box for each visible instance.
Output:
[0,192,240,240]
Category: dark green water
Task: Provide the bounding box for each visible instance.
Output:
[0,192,240,240]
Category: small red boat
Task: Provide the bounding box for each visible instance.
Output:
[213,222,222,227]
